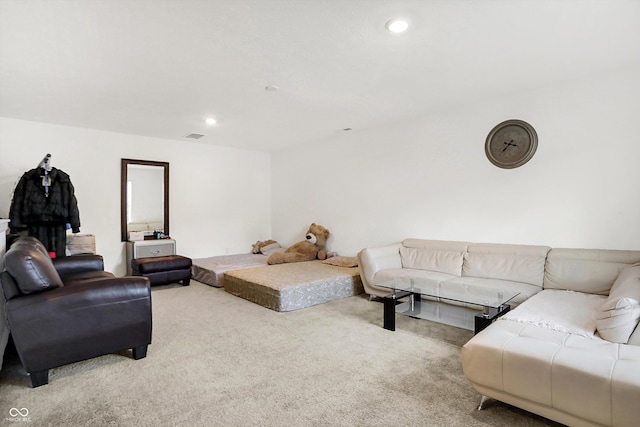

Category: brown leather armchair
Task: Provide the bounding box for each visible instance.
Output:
[0,237,152,387]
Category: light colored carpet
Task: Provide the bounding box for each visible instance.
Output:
[0,281,562,426]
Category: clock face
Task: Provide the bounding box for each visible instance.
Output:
[485,120,538,169]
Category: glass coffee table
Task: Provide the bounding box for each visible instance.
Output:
[378,277,520,334]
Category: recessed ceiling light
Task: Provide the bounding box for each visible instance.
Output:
[385,18,408,33]
[205,118,217,125]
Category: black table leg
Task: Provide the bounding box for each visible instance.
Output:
[383,295,396,331]
[474,304,511,334]
[383,290,412,331]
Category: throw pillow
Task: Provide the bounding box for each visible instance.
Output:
[10,236,49,256]
[3,246,64,295]
[595,263,640,343]
[322,256,358,268]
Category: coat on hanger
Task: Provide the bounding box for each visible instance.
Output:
[9,167,81,233]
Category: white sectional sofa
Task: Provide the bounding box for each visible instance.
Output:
[358,239,551,329]
[357,239,640,426]
[358,239,549,301]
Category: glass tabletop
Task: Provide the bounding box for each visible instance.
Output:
[377,276,519,308]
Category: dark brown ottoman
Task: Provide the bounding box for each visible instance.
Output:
[131,255,192,286]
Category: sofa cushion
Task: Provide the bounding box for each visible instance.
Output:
[371,268,457,289]
[3,246,63,294]
[400,239,469,276]
[62,270,116,287]
[462,243,550,287]
[544,248,640,295]
[596,263,640,343]
[442,277,542,308]
[399,247,465,276]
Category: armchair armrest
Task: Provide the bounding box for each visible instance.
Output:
[5,276,151,373]
[53,254,105,279]
[357,243,402,291]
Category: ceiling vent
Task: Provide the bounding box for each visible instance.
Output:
[184,133,206,140]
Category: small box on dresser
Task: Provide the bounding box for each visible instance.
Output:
[66,233,96,255]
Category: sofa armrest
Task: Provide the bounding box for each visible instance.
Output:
[357,243,402,292]
[53,254,105,279]
[5,276,151,373]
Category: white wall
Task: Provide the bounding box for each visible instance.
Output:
[272,66,640,254]
[0,118,271,275]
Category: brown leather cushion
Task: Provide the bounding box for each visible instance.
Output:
[4,245,63,294]
[10,236,49,256]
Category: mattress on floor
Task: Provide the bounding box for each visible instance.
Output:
[191,254,269,287]
[224,260,363,312]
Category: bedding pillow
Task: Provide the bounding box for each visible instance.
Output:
[262,246,286,257]
[259,241,281,254]
[323,256,358,268]
[595,263,640,343]
[251,240,281,254]
[3,246,63,295]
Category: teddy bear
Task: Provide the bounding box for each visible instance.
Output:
[267,223,330,265]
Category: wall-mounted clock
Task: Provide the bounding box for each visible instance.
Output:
[485,119,538,169]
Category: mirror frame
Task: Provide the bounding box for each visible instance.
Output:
[120,158,170,242]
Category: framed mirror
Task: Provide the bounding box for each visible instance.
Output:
[120,159,169,242]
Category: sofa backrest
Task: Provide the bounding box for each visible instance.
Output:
[462,243,551,287]
[544,248,640,295]
[400,239,470,276]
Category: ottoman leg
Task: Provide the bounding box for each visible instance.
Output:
[132,345,148,360]
[182,277,190,286]
[29,370,49,388]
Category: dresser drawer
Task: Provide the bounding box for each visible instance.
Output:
[136,242,175,258]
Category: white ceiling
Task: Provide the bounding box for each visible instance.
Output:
[1,0,639,152]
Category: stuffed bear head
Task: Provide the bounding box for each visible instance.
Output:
[304,223,330,247]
